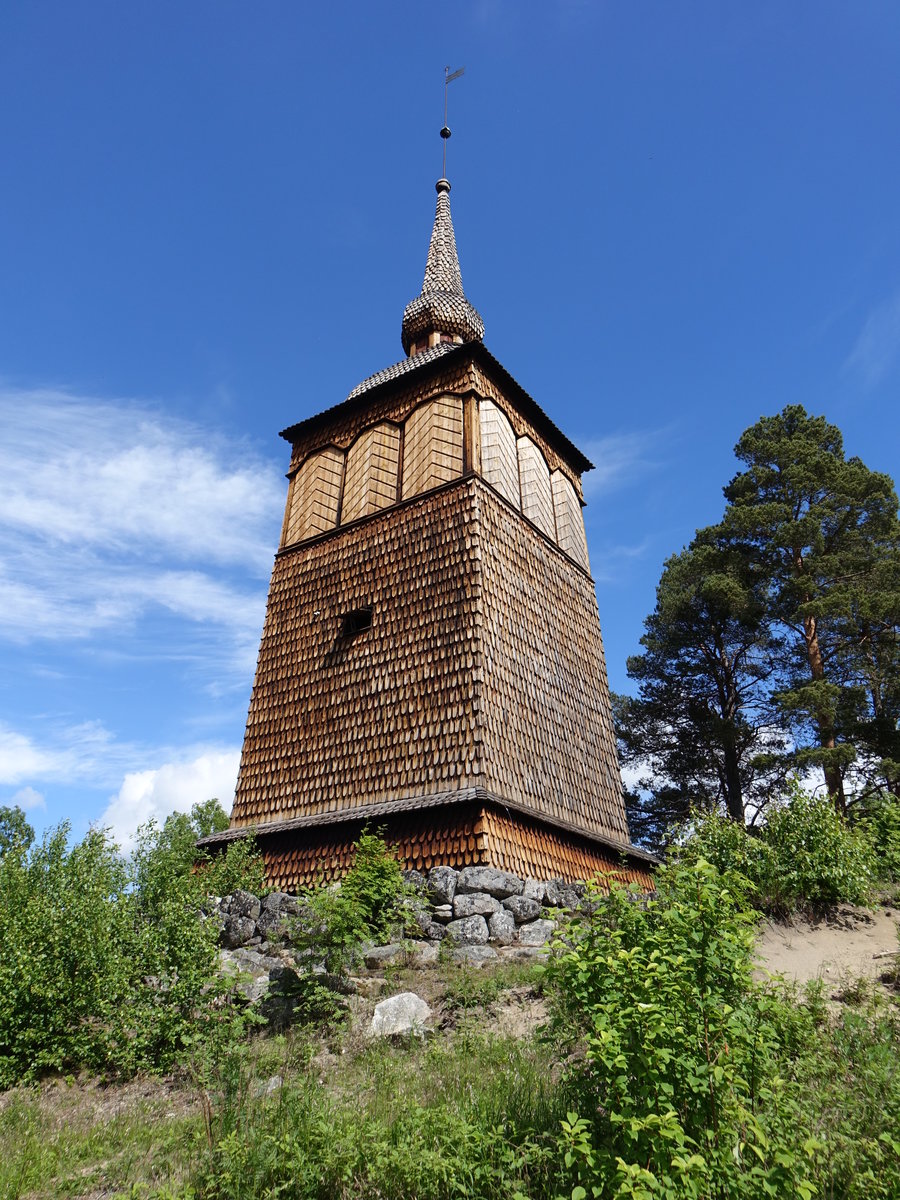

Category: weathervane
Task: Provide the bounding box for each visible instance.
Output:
[441,65,465,178]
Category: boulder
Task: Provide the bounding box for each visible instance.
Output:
[522,879,547,903]
[452,892,501,919]
[221,914,257,949]
[497,944,548,961]
[503,895,542,924]
[261,891,299,916]
[256,908,290,942]
[456,867,524,899]
[517,918,556,947]
[450,945,498,967]
[369,992,431,1038]
[402,868,426,892]
[421,920,447,941]
[488,909,516,946]
[426,866,459,906]
[544,881,582,911]
[408,942,440,967]
[222,889,261,922]
[218,947,284,1003]
[364,943,407,969]
[432,904,454,924]
[445,915,490,945]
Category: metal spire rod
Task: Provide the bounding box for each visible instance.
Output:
[441,65,465,178]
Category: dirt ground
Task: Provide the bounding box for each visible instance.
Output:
[754,902,900,989]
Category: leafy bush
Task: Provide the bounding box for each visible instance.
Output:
[545,858,900,1199]
[135,803,266,904]
[761,788,873,909]
[854,791,900,884]
[291,828,413,976]
[545,861,820,1199]
[0,801,264,1088]
[339,826,410,943]
[676,786,874,912]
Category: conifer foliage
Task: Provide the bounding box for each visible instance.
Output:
[621,405,900,837]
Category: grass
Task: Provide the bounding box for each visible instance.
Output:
[3,946,899,1199]
[0,1077,201,1199]
[0,959,554,1200]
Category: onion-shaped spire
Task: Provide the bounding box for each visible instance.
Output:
[401,178,485,356]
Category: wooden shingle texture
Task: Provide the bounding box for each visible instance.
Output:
[224,342,651,886]
[238,800,654,892]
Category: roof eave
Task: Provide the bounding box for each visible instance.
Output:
[279,341,595,477]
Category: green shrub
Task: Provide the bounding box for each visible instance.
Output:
[290,885,369,976]
[339,826,411,943]
[854,792,900,884]
[291,828,413,978]
[761,788,873,910]
[676,785,874,913]
[0,803,264,1089]
[674,808,774,905]
[545,861,820,1199]
[0,823,135,1086]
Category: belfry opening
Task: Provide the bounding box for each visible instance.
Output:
[199,168,655,889]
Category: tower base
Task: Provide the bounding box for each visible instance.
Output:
[199,789,656,891]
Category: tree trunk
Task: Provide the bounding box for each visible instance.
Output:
[802,610,846,814]
[721,736,745,824]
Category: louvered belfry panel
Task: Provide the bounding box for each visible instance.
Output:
[283,446,345,547]
[341,422,401,523]
[517,436,556,539]
[479,399,520,507]
[551,469,590,572]
[402,396,464,498]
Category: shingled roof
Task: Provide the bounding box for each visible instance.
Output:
[279,174,594,477]
[281,340,595,476]
[401,178,485,354]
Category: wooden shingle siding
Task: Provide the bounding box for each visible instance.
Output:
[341,423,401,523]
[257,803,485,889]
[402,396,464,498]
[517,437,556,540]
[283,447,345,547]
[551,470,590,572]
[475,482,629,844]
[240,475,627,850]
[479,806,653,888]
[249,801,653,891]
[232,482,484,829]
[479,399,520,507]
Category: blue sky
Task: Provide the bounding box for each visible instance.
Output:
[2,1,899,847]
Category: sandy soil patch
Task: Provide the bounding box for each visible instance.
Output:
[755,904,900,988]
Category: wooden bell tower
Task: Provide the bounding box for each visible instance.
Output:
[202,173,654,889]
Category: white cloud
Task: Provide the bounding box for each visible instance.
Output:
[845,290,900,387]
[0,719,138,789]
[0,388,282,564]
[589,538,651,583]
[581,430,665,498]
[99,750,241,852]
[0,387,283,673]
[10,786,45,811]
[0,724,75,785]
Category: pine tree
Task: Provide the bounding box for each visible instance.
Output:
[722,405,900,811]
[618,531,786,845]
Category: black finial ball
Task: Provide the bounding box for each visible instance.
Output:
[440,125,452,140]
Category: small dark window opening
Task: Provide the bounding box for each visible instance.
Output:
[341,606,373,637]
